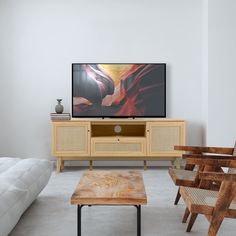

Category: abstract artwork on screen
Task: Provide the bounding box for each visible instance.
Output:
[72,64,165,117]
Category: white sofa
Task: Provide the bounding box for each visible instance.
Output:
[0,157,53,236]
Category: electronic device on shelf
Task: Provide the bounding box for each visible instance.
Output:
[72,63,166,118]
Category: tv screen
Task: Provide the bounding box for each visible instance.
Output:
[72,63,166,118]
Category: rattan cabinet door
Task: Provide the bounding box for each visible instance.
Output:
[52,122,90,156]
[147,121,185,157]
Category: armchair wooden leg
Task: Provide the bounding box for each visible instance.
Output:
[207,181,235,235]
[208,217,224,236]
[186,213,198,232]
[174,188,181,205]
[182,207,190,223]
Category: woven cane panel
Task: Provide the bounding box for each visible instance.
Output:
[172,169,197,181]
[183,187,236,210]
[94,143,142,153]
[183,187,218,206]
[228,168,236,174]
[151,126,180,152]
[56,126,86,152]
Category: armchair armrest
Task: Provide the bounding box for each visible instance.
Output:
[174,145,233,155]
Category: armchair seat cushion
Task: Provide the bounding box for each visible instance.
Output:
[180,186,236,216]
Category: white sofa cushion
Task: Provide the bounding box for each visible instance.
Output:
[0,157,21,174]
[0,158,53,236]
[0,183,27,236]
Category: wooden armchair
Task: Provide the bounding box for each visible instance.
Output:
[180,163,236,236]
[169,144,235,205]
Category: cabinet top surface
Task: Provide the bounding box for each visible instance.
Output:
[52,118,185,123]
[71,170,147,205]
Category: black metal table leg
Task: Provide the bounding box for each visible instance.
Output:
[77,205,82,236]
[136,205,141,236]
[77,205,141,236]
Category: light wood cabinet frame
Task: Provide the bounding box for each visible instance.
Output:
[51,119,185,173]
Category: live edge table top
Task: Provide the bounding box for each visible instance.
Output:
[71,170,147,205]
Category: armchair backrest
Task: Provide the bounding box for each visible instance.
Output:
[185,157,236,189]
[228,141,236,174]
[175,143,236,189]
[199,171,236,213]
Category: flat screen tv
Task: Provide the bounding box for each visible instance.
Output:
[72,63,166,118]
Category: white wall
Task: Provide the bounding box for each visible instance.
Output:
[201,0,208,145]
[0,0,204,162]
[207,0,236,147]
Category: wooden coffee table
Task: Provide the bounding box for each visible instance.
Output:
[71,170,147,236]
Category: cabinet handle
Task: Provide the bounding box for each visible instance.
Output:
[118,138,120,141]
[88,130,90,132]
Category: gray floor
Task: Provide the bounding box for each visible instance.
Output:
[10,167,235,236]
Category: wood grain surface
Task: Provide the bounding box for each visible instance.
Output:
[174,145,234,155]
[71,170,147,205]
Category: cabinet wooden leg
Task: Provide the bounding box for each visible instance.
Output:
[175,158,181,169]
[56,158,62,174]
[89,160,93,171]
[61,160,65,170]
[144,160,147,170]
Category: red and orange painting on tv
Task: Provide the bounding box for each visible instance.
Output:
[72,64,166,117]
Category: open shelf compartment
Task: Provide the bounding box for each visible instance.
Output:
[91,123,146,137]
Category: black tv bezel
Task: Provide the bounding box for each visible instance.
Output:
[72,63,166,118]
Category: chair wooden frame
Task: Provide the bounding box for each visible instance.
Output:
[178,156,236,235]
[169,145,234,205]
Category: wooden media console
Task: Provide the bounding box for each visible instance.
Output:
[51,118,185,173]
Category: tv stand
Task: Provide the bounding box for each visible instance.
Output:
[51,118,185,173]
